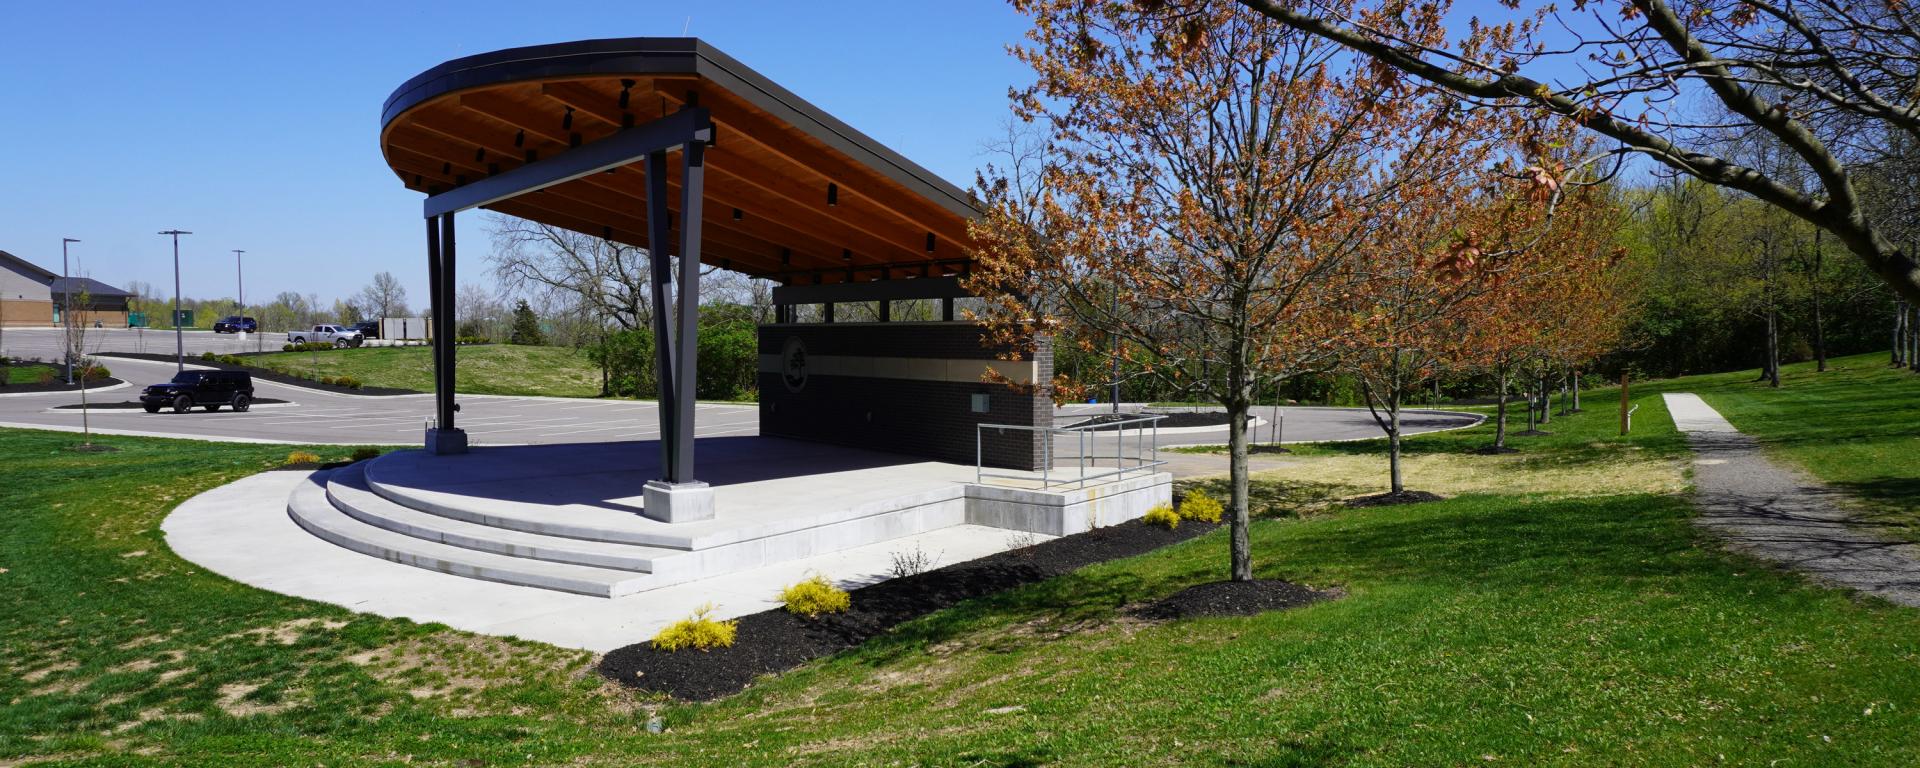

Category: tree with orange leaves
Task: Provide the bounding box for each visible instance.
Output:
[970,0,1505,580]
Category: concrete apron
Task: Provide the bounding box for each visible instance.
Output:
[165,441,1170,652]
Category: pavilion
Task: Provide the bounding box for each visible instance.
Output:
[379,38,1054,522]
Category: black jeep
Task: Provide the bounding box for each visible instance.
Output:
[140,371,255,413]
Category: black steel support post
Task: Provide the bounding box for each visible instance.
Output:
[438,212,457,431]
[424,217,445,418]
[644,149,680,479]
[672,139,706,483]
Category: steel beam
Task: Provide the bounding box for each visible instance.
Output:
[425,216,444,426]
[438,212,457,431]
[422,107,712,219]
[645,149,679,479]
[671,139,706,482]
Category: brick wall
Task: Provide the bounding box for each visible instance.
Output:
[0,300,53,327]
[758,322,1054,470]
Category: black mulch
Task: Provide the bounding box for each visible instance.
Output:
[1066,411,1250,431]
[101,353,418,396]
[0,374,124,394]
[53,398,290,410]
[1131,579,1336,621]
[1345,490,1446,508]
[599,517,1222,701]
[272,459,360,472]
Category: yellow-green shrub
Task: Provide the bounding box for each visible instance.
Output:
[1179,490,1224,524]
[285,451,321,465]
[1142,503,1180,530]
[779,575,850,618]
[651,605,737,652]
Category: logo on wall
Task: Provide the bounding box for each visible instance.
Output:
[781,336,808,392]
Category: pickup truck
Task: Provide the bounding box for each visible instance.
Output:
[287,324,365,348]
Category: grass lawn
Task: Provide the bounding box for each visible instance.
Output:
[5,380,1920,765]
[247,344,603,398]
[1626,350,1920,537]
[0,363,61,386]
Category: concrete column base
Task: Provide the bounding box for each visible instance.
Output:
[642,480,715,523]
[425,427,468,455]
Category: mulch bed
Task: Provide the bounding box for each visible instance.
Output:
[101,353,418,396]
[0,374,125,394]
[600,517,1224,701]
[1131,579,1336,621]
[53,398,290,410]
[1345,490,1446,508]
[1066,411,1250,431]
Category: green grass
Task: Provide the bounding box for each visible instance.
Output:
[6,376,1920,765]
[247,344,604,397]
[1625,350,1920,536]
[0,363,60,386]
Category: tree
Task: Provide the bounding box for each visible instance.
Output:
[508,299,545,346]
[356,272,410,321]
[487,215,655,331]
[974,0,1471,581]
[1234,0,1920,306]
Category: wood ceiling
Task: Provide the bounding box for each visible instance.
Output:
[380,39,979,284]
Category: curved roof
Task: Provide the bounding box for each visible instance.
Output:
[380,38,978,283]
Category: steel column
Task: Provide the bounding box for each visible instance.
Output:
[438,212,457,431]
[671,139,707,482]
[644,149,680,480]
[425,217,445,424]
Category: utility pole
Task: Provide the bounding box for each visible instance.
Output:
[159,230,192,373]
[61,238,80,384]
[233,249,245,313]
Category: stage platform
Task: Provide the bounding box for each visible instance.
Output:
[284,437,1171,598]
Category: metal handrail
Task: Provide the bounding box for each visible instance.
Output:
[976,413,1167,490]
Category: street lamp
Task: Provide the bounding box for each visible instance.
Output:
[61,237,80,384]
[159,230,192,373]
[232,249,245,313]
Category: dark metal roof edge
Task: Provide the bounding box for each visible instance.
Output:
[50,276,134,297]
[0,250,59,282]
[380,37,978,221]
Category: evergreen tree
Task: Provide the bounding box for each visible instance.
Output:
[508,300,545,346]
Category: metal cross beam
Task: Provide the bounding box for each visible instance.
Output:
[421,107,713,219]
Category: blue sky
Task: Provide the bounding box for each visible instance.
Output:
[0,1,1033,307]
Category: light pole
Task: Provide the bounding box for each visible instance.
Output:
[159,230,192,373]
[61,238,80,384]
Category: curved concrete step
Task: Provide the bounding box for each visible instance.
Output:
[288,471,654,598]
[325,462,679,575]
[362,460,691,549]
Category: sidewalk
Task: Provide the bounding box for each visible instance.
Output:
[1665,393,1920,607]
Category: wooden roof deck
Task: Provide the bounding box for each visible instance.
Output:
[380,38,977,284]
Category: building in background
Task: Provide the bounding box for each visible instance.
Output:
[0,250,135,328]
[0,250,57,327]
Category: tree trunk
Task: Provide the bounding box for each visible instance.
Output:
[1226,396,1253,583]
[1766,309,1781,387]
[1571,369,1582,412]
[1893,301,1905,367]
[1538,374,1552,425]
[1492,362,1510,450]
[1524,372,1538,432]
[1387,392,1403,495]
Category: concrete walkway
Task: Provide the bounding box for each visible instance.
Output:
[1665,393,1920,608]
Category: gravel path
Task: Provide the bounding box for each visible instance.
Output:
[1666,393,1920,608]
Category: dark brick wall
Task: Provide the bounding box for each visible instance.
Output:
[758,323,1054,470]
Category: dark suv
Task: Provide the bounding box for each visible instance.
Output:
[350,320,380,339]
[140,371,255,413]
[213,316,258,334]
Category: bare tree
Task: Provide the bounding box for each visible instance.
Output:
[1234,0,1920,304]
[355,272,410,321]
[486,214,654,330]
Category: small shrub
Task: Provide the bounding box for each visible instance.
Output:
[282,343,293,352]
[1178,490,1224,524]
[79,364,110,381]
[887,543,942,578]
[349,447,380,462]
[1143,503,1180,530]
[284,451,321,466]
[335,376,363,389]
[778,575,851,618]
[201,351,216,361]
[651,605,737,652]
